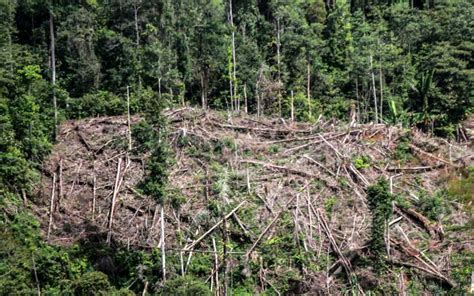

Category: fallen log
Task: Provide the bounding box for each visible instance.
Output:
[395,206,444,241]
[388,259,455,289]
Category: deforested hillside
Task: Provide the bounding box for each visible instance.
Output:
[2,0,474,294]
[32,108,473,294]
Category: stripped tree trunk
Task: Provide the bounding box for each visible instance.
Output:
[47,173,57,240]
[291,90,295,121]
[212,237,220,295]
[370,55,378,123]
[56,159,63,211]
[161,204,166,282]
[107,158,122,245]
[229,0,237,111]
[307,63,311,118]
[49,9,57,139]
[127,86,132,151]
[244,83,248,114]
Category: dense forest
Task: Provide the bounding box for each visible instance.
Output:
[0,0,473,295]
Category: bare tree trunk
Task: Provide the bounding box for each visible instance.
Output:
[223,217,229,296]
[161,204,166,282]
[56,159,63,211]
[134,2,140,47]
[244,83,248,114]
[47,173,56,240]
[256,81,261,117]
[307,63,311,118]
[369,55,378,123]
[31,255,41,296]
[379,60,384,122]
[158,77,162,99]
[201,73,206,109]
[49,9,57,139]
[107,158,122,245]
[92,163,96,221]
[7,3,13,74]
[127,86,132,151]
[290,90,295,121]
[230,2,237,111]
[212,237,220,295]
[276,18,282,117]
[355,78,360,123]
[229,68,234,111]
[174,209,185,276]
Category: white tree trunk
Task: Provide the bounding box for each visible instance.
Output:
[49,10,57,138]
[369,55,378,123]
[161,204,166,282]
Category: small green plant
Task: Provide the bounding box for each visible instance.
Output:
[324,197,338,216]
[268,144,281,154]
[353,155,371,169]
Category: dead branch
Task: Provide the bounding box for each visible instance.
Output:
[302,155,336,177]
[78,132,93,151]
[409,144,454,166]
[183,201,246,252]
[389,259,455,289]
[245,195,297,261]
[210,120,313,135]
[310,204,363,294]
[240,159,318,179]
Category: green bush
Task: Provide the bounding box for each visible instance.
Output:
[353,155,371,169]
[417,190,450,221]
[72,271,112,295]
[160,275,211,295]
[67,91,126,119]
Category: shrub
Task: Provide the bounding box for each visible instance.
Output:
[68,91,125,119]
[159,275,211,295]
[366,178,393,271]
[353,155,371,169]
[72,271,112,296]
[417,190,450,221]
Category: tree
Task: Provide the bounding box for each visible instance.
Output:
[366,178,393,271]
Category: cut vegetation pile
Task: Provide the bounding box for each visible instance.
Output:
[35,108,473,294]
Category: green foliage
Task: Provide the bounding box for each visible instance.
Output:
[353,155,371,169]
[72,271,112,295]
[160,275,211,296]
[366,178,393,271]
[417,190,450,221]
[68,91,127,119]
[131,120,155,153]
[324,196,338,215]
[447,166,474,211]
[394,133,413,162]
[139,92,172,205]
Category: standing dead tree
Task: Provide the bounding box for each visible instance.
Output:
[107,158,123,245]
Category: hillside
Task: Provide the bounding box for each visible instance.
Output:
[33,108,473,294]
